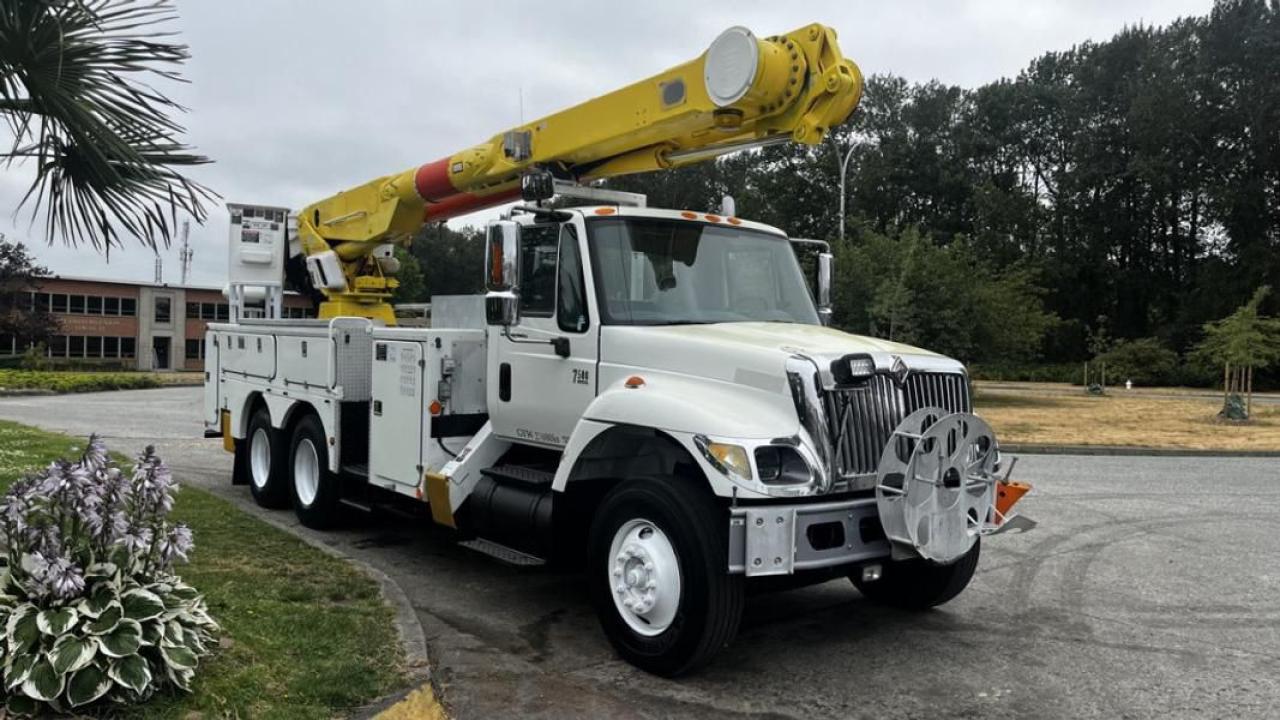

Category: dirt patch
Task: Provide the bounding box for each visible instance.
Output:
[975,390,1280,451]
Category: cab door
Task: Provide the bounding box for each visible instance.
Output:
[488,220,598,448]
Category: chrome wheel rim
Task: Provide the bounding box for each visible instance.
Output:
[294,438,320,507]
[250,428,271,490]
[608,518,681,636]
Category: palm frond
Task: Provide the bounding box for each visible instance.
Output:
[0,0,215,252]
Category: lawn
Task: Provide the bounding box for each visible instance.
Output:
[0,421,407,719]
[975,388,1280,451]
[0,369,160,394]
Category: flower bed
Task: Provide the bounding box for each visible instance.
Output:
[0,438,216,715]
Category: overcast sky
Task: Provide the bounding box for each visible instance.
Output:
[1,0,1212,288]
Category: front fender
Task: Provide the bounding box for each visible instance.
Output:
[552,373,801,498]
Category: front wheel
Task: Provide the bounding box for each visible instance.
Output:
[851,540,981,610]
[289,415,342,529]
[588,478,743,677]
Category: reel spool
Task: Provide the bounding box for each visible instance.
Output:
[874,409,999,563]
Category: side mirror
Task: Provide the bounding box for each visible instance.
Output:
[816,251,834,326]
[485,221,520,326]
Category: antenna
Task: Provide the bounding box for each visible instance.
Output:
[178,220,193,285]
[154,255,163,284]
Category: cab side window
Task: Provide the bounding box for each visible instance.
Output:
[519,224,559,316]
[557,225,589,332]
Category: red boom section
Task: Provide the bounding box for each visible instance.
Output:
[413,158,455,202]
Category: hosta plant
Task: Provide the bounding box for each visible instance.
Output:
[0,437,218,715]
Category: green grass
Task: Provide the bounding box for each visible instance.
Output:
[0,369,160,394]
[0,421,407,719]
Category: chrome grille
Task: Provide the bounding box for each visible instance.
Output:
[821,372,971,478]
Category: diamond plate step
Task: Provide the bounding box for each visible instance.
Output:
[457,538,545,567]
[480,464,554,487]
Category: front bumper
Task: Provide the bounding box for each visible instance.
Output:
[727,497,890,576]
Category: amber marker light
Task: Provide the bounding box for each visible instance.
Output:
[705,214,722,222]
[680,211,698,219]
[428,400,443,416]
[624,376,646,389]
[594,207,617,215]
[727,217,742,225]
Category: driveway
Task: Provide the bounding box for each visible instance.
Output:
[2,387,1277,719]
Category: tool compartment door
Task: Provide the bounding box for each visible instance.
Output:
[369,340,425,494]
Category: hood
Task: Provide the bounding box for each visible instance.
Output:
[600,322,964,395]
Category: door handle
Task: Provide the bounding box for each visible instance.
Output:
[551,337,570,358]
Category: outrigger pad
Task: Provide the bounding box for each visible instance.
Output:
[874,409,999,564]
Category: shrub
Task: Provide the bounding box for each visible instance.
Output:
[1100,337,1179,386]
[0,370,159,394]
[967,362,1083,385]
[0,438,217,715]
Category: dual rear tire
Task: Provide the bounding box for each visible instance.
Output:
[237,408,342,529]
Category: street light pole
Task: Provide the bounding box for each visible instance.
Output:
[837,142,858,244]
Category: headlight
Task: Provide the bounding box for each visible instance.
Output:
[754,445,813,485]
[695,436,752,481]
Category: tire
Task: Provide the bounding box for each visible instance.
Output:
[244,407,289,508]
[588,478,743,677]
[289,414,342,529]
[852,540,981,610]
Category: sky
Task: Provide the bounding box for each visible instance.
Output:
[0,0,1213,288]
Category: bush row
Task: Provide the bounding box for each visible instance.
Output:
[0,371,160,394]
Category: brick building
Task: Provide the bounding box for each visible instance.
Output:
[0,276,314,371]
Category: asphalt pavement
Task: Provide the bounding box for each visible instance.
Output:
[1,387,1277,719]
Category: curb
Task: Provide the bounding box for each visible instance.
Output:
[1003,443,1280,458]
[0,389,56,397]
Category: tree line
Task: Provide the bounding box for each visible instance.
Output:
[603,0,1280,386]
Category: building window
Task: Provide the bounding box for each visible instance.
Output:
[199,303,215,320]
[69,336,84,357]
[52,294,68,313]
[216,303,229,321]
[35,293,50,311]
[104,297,119,316]
[87,296,102,314]
[120,298,136,317]
[0,334,13,355]
[186,302,200,319]
[86,336,102,357]
[69,295,85,314]
[121,337,136,358]
[104,337,119,357]
[48,335,67,357]
[154,296,171,324]
[185,339,203,360]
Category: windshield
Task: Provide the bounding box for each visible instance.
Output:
[587,217,820,326]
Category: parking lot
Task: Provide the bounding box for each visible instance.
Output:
[2,386,1277,719]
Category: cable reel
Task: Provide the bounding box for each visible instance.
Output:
[874,409,999,563]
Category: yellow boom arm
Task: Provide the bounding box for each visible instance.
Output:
[297,23,864,322]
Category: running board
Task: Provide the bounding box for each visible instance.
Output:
[458,538,545,567]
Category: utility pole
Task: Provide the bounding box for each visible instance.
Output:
[837,142,858,243]
[178,220,193,285]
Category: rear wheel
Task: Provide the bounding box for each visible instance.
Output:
[852,540,981,610]
[588,478,743,677]
[245,407,288,508]
[289,414,342,529]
